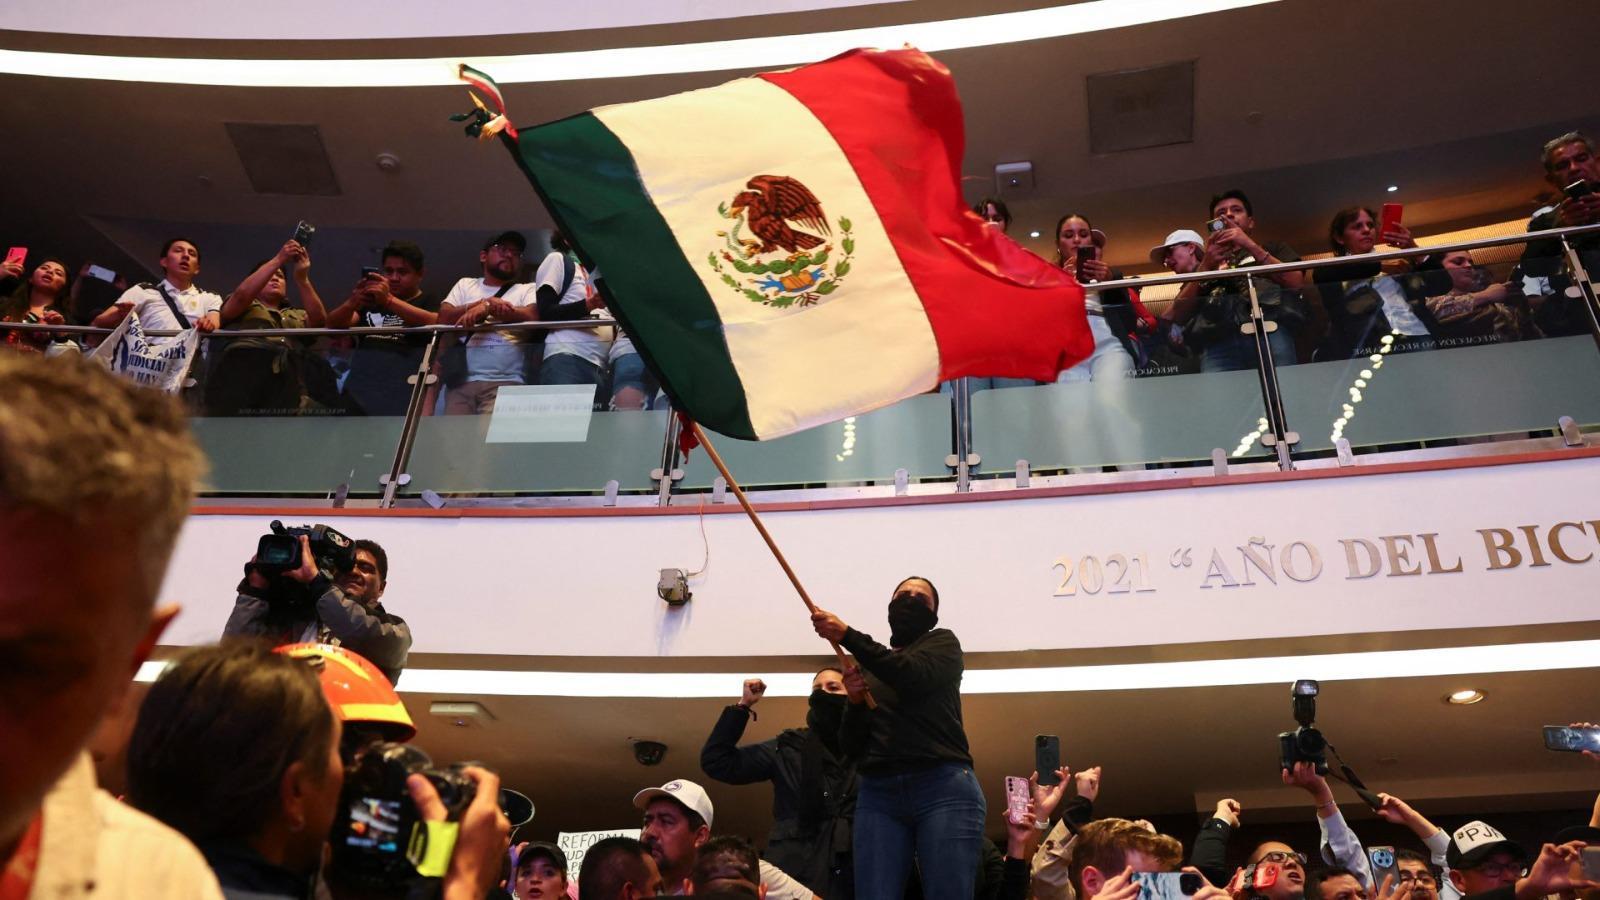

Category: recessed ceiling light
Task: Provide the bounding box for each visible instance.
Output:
[1386,185,1399,193]
[1030,230,1042,238]
[1446,689,1485,705]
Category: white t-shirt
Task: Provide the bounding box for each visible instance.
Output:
[536,252,608,366]
[441,277,538,384]
[119,279,223,332]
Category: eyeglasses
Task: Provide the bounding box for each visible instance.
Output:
[489,243,524,256]
[1259,851,1308,867]
[1396,873,1437,886]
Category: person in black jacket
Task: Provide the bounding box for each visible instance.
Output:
[1314,206,1450,360]
[810,576,983,900]
[699,669,857,899]
[223,534,412,685]
[1520,132,1600,338]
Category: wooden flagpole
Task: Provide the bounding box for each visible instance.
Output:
[687,421,875,709]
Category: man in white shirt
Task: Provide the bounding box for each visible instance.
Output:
[635,778,818,900]
[91,238,223,333]
[437,230,540,414]
[533,232,608,398]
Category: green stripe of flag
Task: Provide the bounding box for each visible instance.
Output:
[507,112,756,439]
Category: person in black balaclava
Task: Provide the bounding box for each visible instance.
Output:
[809,576,983,900]
[698,669,858,899]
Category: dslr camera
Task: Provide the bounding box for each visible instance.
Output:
[330,742,479,893]
[1278,678,1329,775]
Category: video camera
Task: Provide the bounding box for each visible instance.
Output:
[1278,679,1329,775]
[255,520,356,577]
[329,742,480,893]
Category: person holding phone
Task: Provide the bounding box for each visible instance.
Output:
[1425,250,1537,344]
[208,240,334,416]
[1314,206,1449,359]
[1520,131,1600,337]
[810,577,983,900]
[1165,190,1307,373]
[326,240,442,417]
[1052,214,1155,382]
[1,257,75,353]
[91,238,222,334]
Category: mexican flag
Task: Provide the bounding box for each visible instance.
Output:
[493,48,1090,440]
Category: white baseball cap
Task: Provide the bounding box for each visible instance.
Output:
[633,778,715,830]
[1149,229,1206,263]
[1447,820,1527,868]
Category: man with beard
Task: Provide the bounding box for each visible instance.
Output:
[810,576,984,900]
[224,534,412,684]
[633,778,816,898]
[700,668,857,899]
[437,230,540,414]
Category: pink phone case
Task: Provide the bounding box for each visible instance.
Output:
[1004,776,1029,824]
[5,246,26,266]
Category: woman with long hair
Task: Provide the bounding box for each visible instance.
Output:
[1,257,74,353]
[1052,213,1155,382]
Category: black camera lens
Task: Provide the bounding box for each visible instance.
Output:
[1295,727,1327,754]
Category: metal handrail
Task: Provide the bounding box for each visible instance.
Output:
[0,318,618,338]
[1085,221,1600,292]
[4,222,1594,339]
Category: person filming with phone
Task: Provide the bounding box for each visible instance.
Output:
[1520,132,1600,337]
[810,576,983,900]
[223,528,411,684]
[1052,214,1155,382]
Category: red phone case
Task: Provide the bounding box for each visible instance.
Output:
[5,246,27,266]
[1379,203,1403,236]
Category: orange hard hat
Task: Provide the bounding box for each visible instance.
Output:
[274,642,416,742]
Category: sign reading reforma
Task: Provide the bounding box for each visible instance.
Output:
[556,829,642,873]
[159,455,1600,657]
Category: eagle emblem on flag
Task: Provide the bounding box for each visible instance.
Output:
[708,174,855,309]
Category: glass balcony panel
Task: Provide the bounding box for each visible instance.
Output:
[677,392,954,490]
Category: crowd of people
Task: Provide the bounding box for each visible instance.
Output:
[5,328,1600,900]
[4,132,1599,417]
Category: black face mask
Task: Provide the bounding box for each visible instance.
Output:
[806,689,847,741]
[887,591,937,647]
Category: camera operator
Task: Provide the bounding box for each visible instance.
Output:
[224,533,411,684]
[128,642,509,900]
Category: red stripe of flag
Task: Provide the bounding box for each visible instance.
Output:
[759,49,1091,383]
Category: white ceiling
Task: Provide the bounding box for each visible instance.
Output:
[2,0,1596,295]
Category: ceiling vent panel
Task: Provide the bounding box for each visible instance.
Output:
[225,122,341,196]
[1086,60,1195,154]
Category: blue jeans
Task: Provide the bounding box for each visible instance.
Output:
[854,763,986,900]
[1200,326,1298,373]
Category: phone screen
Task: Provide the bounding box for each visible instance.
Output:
[344,797,404,853]
[1132,872,1204,900]
[1544,725,1600,752]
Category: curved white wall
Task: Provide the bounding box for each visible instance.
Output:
[159,453,1600,660]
